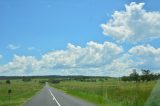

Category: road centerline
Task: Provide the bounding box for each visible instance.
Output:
[48,89,61,106]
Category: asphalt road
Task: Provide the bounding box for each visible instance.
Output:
[23,82,96,106]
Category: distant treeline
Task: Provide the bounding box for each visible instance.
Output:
[121,69,160,82]
[39,76,108,84]
[0,75,69,80]
[0,75,110,80]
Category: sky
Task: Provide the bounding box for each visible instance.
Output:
[0,0,160,76]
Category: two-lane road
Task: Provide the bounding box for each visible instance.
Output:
[24,83,96,106]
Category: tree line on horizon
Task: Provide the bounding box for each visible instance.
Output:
[121,69,160,82]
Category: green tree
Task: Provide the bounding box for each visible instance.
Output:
[129,69,139,82]
[141,69,151,82]
[6,80,11,104]
[6,80,11,84]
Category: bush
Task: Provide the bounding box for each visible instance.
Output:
[39,80,47,84]
[22,77,31,82]
[6,80,11,84]
[48,79,61,84]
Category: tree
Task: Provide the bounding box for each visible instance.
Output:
[129,69,139,82]
[6,80,11,104]
[142,69,150,75]
[121,69,160,82]
[6,80,11,84]
[141,69,151,82]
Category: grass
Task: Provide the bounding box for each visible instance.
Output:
[0,78,159,106]
[51,79,158,106]
[0,79,43,106]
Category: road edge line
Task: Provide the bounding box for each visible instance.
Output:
[22,86,44,106]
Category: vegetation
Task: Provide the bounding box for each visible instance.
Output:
[6,80,11,84]
[22,76,31,82]
[0,74,160,106]
[121,69,160,82]
[48,78,61,84]
[0,79,43,106]
[51,78,159,106]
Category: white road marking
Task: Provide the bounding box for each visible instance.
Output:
[48,89,61,106]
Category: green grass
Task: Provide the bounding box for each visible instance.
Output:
[0,79,43,106]
[51,79,158,106]
[1,78,159,106]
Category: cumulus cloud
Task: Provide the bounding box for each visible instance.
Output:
[0,41,127,76]
[40,41,123,69]
[107,54,133,71]
[7,44,20,50]
[0,55,39,75]
[2,41,159,76]
[129,45,160,69]
[101,2,160,42]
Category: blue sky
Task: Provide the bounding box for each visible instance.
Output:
[0,0,160,76]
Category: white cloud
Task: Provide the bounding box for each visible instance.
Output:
[7,44,20,50]
[27,47,41,55]
[0,41,126,76]
[106,54,133,71]
[0,54,3,59]
[101,2,160,42]
[2,42,160,76]
[40,41,123,70]
[0,55,39,75]
[129,45,160,69]
[27,47,41,51]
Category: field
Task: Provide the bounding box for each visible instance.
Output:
[0,79,43,106]
[51,79,160,106]
[0,77,160,106]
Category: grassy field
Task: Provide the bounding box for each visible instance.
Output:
[51,79,159,106]
[0,79,43,106]
[0,78,159,106]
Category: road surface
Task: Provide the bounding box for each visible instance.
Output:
[23,82,96,106]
